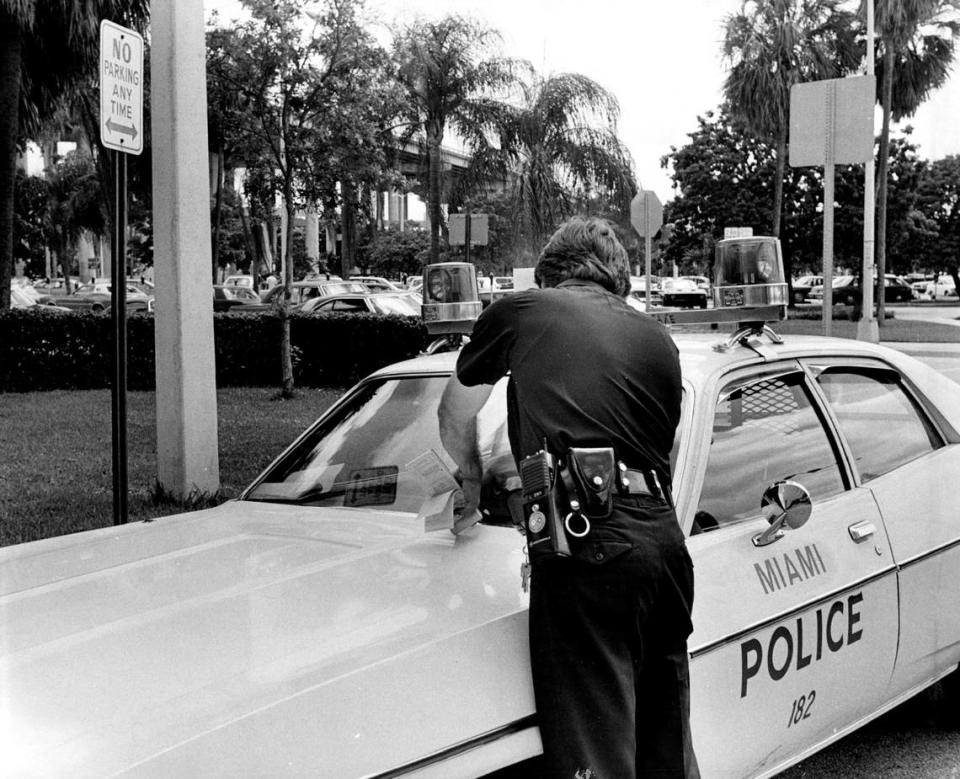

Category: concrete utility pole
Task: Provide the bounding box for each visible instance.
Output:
[857,0,880,343]
[150,0,220,498]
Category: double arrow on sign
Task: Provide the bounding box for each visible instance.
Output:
[106,118,138,139]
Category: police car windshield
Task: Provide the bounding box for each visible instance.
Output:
[244,375,511,513]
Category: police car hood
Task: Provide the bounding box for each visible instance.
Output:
[0,502,533,777]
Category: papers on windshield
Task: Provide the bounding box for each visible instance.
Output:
[406,450,462,532]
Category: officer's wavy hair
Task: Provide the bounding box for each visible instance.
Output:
[534,216,632,298]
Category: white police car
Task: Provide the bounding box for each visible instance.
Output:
[1,242,959,777]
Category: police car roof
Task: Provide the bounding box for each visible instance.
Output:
[370,332,903,384]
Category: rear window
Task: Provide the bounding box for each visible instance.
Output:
[816,368,942,481]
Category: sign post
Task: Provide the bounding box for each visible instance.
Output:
[630,190,663,311]
[790,75,874,337]
[448,213,490,265]
[100,19,144,526]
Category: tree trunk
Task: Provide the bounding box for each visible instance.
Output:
[341,178,357,278]
[427,122,443,264]
[772,130,786,237]
[236,198,258,278]
[0,18,22,310]
[279,185,296,399]
[875,44,895,326]
[211,145,225,284]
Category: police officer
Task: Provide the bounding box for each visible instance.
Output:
[438,216,698,778]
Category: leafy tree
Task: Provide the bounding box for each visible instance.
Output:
[661,109,779,269]
[206,20,251,281]
[211,0,395,398]
[916,154,960,289]
[360,226,430,278]
[43,150,107,288]
[392,14,518,264]
[722,0,860,237]
[872,0,958,320]
[662,109,934,286]
[469,72,636,263]
[0,0,149,309]
[13,170,47,277]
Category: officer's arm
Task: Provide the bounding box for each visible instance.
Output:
[438,376,494,532]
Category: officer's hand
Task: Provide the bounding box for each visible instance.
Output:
[451,471,482,535]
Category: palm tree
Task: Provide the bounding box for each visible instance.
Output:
[0,0,149,309]
[43,151,106,288]
[722,0,861,238]
[873,0,958,321]
[469,72,636,262]
[392,15,518,264]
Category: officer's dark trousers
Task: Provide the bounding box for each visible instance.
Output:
[529,496,699,778]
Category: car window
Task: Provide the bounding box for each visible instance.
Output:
[815,368,942,481]
[370,296,419,316]
[694,371,845,532]
[246,376,452,511]
[320,298,366,311]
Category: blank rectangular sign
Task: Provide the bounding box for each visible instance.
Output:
[789,75,875,167]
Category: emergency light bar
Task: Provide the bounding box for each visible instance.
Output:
[714,236,788,308]
[649,236,788,345]
[420,262,483,335]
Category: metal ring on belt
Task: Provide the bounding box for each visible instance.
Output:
[564,511,591,538]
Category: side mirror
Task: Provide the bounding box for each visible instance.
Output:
[752,480,812,547]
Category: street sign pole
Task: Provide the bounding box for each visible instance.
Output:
[823,82,836,337]
[111,151,128,525]
[100,19,143,525]
[790,75,874,339]
[630,190,663,313]
[857,0,879,343]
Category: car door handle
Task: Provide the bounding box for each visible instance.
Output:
[848,521,876,542]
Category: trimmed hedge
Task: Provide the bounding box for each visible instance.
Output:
[0,309,428,392]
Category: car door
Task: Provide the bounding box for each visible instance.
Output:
[807,358,960,697]
[683,362,899,777]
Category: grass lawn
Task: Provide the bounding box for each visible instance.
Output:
[0,386,341,546]
[780,309,960,342]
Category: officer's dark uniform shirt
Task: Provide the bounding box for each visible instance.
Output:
[456,279,682,481]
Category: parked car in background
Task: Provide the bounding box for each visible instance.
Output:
[55,281,153,312]
[791,275,824,304]
[406,276,423,293]
[922,275,958,300]
[811,274,913,305]
[126,278,155,296]
[31,278,73,295]
[222,274,255,289]
[349,276,403,292]
[476,275,516,306]
[626,275,662,310]
[9,285,70,312]
[681,275,710,293]
[661,276,708,308]
[301,291,421,316]
[212,285,261,312]
[231,280,371,312]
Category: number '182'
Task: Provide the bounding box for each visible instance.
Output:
[788,690,816,727]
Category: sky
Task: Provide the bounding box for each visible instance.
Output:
[207,0,960,203]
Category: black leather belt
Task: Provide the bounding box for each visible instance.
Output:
[619,468,665,500]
